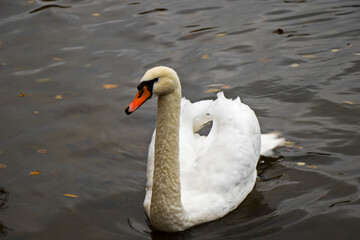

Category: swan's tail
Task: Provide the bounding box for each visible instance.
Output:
[261,132,285,156]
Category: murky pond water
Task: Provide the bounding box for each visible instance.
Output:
[1,0,360,239]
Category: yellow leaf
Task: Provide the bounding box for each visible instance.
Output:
[208,84,224,87]
[18,93,26,97]
[221,85,231,89]
[284,141,295,148]
[63,194,79,198]
[201,54,210,60]
[216,33,227,37]
[0,163,6,169]
[103,84,118,89]
[343,100,354,105]
[29,171,40,175]
[52,57,63,61]
[302,54,316,59]
[37,149,47,154]
[331,49,339,52]
[92,13,101,17]
[290,63,299,68]
[297,145,303,149]
[37,78,51,83]
[28,0,34,3]
[307,165,317,169]
[297,162,305,166]
[54,95,63,100]
[205,88,220,93]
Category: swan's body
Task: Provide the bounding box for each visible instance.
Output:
[125,66,284,232]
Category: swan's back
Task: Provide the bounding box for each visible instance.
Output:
[145,92,261,225]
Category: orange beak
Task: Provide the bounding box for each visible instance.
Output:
[125,86,152,115]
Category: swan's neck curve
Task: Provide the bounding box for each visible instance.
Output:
[150,86,188,231]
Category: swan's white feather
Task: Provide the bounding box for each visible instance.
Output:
[144,92,282,225]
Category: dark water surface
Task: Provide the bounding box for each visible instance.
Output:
[1,0,360,239]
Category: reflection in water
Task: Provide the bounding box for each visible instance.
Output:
[0,187,11,236]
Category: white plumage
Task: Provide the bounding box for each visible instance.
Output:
[125,66,284,232]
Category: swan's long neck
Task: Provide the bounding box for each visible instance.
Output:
[150,87,188,231]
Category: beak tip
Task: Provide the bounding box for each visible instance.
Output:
[125,106,132,115]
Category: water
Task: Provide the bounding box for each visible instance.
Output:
[0,0,359,239]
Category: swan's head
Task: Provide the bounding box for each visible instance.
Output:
[125,66,180,115]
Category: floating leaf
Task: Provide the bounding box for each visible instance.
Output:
[54,95,63,100]
[63,194,79,198]
[297,162,305,166]
[92,13,101,17]
[331,49,339,52]
[28,0,34,3]
[273,28,284,34]
[290,63,299,68]
[37,149,47,154]
[221,85,231,89]
[103,84,118,89]
[353,53,360,56]
[307,165,317,169]
[0,163,6,169]
[302,54,316,59]
[85,64,92,67]
[37,78,51,83]
[201,54,210,60]
[18,93,26,97]
[52,57,63,61]
[297,145,303,149]
[34,110,39,114]
[343,100,354,105]
[216,33,227,37]
[1,63,7,66]
[208,84,224,87]
[257,57,273,63]
[29,171,40,175]
[285,141,295,148]
[205,88,220,93]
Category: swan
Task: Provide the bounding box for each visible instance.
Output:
[125,66,284,232]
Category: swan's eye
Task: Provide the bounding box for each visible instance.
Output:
[153,78,159,82]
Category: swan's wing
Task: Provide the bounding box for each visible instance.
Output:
[179,92,261,222]
[143,131,155,217]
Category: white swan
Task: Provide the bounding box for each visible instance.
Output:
[125,66,284,232]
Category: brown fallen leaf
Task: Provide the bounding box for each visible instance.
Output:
[37,149,47,154]
[297,145,303,149]
[29,171,40,175]
[52,57,63,61]
[1,63,7,66]
[307,165,317,169]
[103,84,118,89]
[37,78,51,83]
[63,194,79,198]
[201,54,210,60]
[18,93,26,97]
[221,85,231,89]
[34,110,39,114]
[205,88,220,93]
[0,163,6,169]
[92,13,101,17]
[54,95,63,100]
